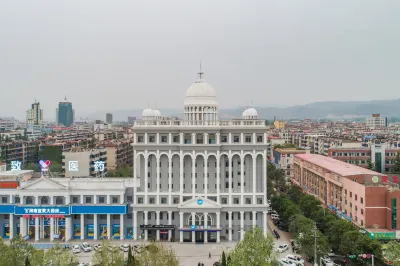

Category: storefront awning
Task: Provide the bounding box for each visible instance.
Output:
[327,204,337,211]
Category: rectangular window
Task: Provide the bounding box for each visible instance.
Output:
[234,198,239,204]
[112,196,118,204]
[149,197,155,204]
[173,136,179,143]
[127,213,132,219]
[246,198,251,204]
[85,197,91,204]
[99,196,105,203]
[355,194,358,200]
[161,136,168,143]
[72,196,79,204]
[127,196,133,202]
[245,136,252,143]
[361,197,364,204]
[14,197,20,204]
[1,197,7,204]
[257,136,263,143]
[173,198,179,204]
[221,136,227,143]
[137,136,143,143]
[233,136,240,143]
[222,198,228,204]
[138,197,143,204]
[161,197,167,204]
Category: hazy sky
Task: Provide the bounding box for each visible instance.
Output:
[1,1,400,120]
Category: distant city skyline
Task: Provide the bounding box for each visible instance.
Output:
[1,1,400,120]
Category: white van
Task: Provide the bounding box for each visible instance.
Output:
[285,254,305,266]
[271,214,280,220]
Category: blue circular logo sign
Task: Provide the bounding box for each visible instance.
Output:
[197,199,203,205]
[191,225,196,230]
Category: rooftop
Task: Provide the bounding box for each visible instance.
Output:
[275,148,307,154]
[295,154,383,177]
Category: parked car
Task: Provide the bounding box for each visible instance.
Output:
[271,214,280,220]
[279,258,296,266]
[120,244,130,252]
[321,256,334,266]
[81,242,92,252]
[285,254,305,266]
[72,245,81,254]
[277,244,289,253]
[94,244,102,251]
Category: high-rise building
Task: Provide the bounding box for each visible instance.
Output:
[56,96,74,127]
[106,113,113,124]
[366,114,388,128]
[127,117,136,124]
[26,101,43,125]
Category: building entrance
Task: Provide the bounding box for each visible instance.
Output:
[195,231,204,243]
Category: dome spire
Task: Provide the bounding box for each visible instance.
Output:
[198,60,204,79]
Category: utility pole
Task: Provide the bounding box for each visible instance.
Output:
[372,254,374,266]
[314,224,318,266]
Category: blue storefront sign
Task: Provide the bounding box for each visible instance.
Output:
[71,205,127,214]
[126,227,133,239]
[0,205,15,214]
[87,224,94,239]
[15,206,70,215]
[112,224,120,240]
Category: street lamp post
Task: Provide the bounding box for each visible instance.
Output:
[314,224,318,266]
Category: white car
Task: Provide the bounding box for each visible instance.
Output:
[120,244,130,252]
[108,245,117,252]
[285,254,305,266]
[81,242,92,252]
[279,258,295,266]
[321,256,334,266]
[94,244,102,251]
[72,245,81,254]
[277,244,289,253]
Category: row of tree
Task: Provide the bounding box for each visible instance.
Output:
[270,186,384,262]
[219,227,278,266]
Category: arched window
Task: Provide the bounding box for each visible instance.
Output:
[55,196,64,205]
[187,213,213,226]
[26,196,33,205]
[40,196,48,205]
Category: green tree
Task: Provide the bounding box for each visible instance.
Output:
[339,231,365,255]
[38,146,63,164]
[92,240,125,266]
[298,195,321,218]
[392,152,400,173]
[127,245,137,266]
[326,220,355,251]
[25,163,39,172]
[288,215,315,236]
[286,186,303,203]
[24,256,30,266]
[267,179,276,199]
[383,241,400,264]
[49,161,62,173]
[281,203,301,223]
[134,242,179,266]
[42,246,78,266]
[367,158,375,171]
[228,227,277,266]
[221,251,227,266]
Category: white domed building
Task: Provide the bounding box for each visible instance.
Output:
[132,70,268,244]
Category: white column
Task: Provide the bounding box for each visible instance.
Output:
[263,151,267,202]
[120,214,124,240]
[216,133,220,145]
[253,151,257,203]
[179,212,183,243]
[65,217,71,241]
[144,211,148,240]
[192,156,196,196]
[80,214,85,240]
[192,133,196,144]
[50,217,54,241]
[179,151,184,203]
[94,214,98,240]
[228,211,232,241]
[204,212,208,243]
[240,133,244,144]
[204,133,209,144]
[228,151,232,205]
[168,133,172,144]
[35,217,39,241]
[20,217,25,237]
[179,133,184,145]
[156,133,160,144]
[168,152,172,204]
[168,211,172,241]
[204,153,208,197]
[191,212,195,243]
[133,211,137,240]
[252,133,256,144]
[144,151,148,204]
[264,133,267,144]
[240,152,244,204]
[156,211,160,241]
[228,133,232,144]
[252,211,257,228]
[217,151,220,203]
[9,213,14,239]
[107,214,111,239]
[216,212,221,243]
[144,133,148,144]
[240,211,244,241]
[263,211,268,236]
[156,153,160,204]
[133,151,137,205]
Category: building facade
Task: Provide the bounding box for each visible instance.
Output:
[26,101,43,126]
[56,97,75,127]
[270,148,309,177]
[292,154,400,239]
[131,72,268,243]
[62,147,107,177]
[106,113,113,124]
[0,177,134,241]
[366,114,388,128]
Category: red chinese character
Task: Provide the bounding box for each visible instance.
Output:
[393,176,399,183]
[382,176,388,183]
